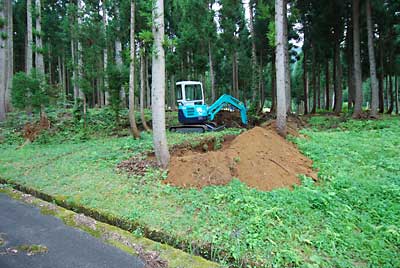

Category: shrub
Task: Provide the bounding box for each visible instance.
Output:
[11,69,51,115]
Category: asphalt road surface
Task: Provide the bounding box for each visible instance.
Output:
[0,193,144,268]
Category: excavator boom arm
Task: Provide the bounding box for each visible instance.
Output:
[207,94,248,125]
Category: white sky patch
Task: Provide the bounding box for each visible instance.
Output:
[213,1,251,33]
[242,0,251,21]
[291,22,304,48]
[212,2,222,33]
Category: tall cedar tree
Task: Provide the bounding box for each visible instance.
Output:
[152,0,170,168]
[275,0,287,136]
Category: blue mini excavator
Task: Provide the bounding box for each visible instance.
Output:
[169,81,248,133]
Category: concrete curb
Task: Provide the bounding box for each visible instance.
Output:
[0,184,221,268]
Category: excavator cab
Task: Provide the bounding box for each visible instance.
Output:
[176,81,208,125]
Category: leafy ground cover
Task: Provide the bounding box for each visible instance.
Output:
[0,108,178,145]
[0,115,399,267]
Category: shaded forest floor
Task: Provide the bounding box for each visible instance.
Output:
[0,111,399,267]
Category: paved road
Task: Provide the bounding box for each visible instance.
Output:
[0,193,144,268]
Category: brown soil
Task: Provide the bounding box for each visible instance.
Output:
[23,115,51,142]
[262,120,301,137]
[165,126,317,191]
[117,136,237,177]
[117,155,158,176]
[134,245,168,268]
[214,110,244,128]
[260,114,309,137]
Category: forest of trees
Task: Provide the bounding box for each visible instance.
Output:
[0,0,399,160]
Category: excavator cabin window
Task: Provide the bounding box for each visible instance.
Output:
[176,85,183,100]
[185,84,202,101]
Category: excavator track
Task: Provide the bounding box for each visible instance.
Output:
[169,123,225,133]
[169,125,208,133]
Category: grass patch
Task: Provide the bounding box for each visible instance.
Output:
[16,244,48,255]
[0,234,5,246]
[0,116,399,267]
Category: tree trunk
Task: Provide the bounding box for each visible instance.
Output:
[271,53,277,114]
[152,0,170,168]
[77,0,85,114]
[5,0,12,112]
[334,36,343,114]
[352,0,363,118]
[77,0,83,100]
[65,68,69,100]
[63,57,67,103]
[146,54,151,108]
[232,52,237,98]
[58,56,65,104]
[347,19,355,110]
[92,79,96,107]
[170,74,176,110]
[115,38,125,106]
[275,0,287,136]
[71,40,79,103]
[140,49,151,131]
[48,44,53,83]
[366,0,379,117]
[115,7,126,107]
[395,76,399,115]
[311,49,316,114]
[58,56,62,86]
[385,75,388,110]
[333,45,337,111]
[128,0,140,139]
[387,75,394,114]
[283,1,291,113]
[257,54,265,112]
[26,0,33,73]
[325,58,330,110]
[303,49,308,114]
[259,59,266,111]
[0,1,7,121]
[235,52,239,98]
[378,41,384,113]
[186,52,190,80]
[317,64,321,110]
[96,76,101,107]
[99,78,104,107]
[35,0,44,74]
[102,0,110,106]
[165,69,169,107]
[208,41,215,102]
[249,0,258,103]
[335,51,343,114]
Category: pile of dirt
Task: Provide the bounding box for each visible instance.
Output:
[165,126,317,191]
[214,110,245,128]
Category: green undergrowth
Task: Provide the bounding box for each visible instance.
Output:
[16,244,49,255]
[0,108,179,145]
[307,114,395,132]
[0,116,399,267]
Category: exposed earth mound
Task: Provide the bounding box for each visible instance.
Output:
[166,126,317,191]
